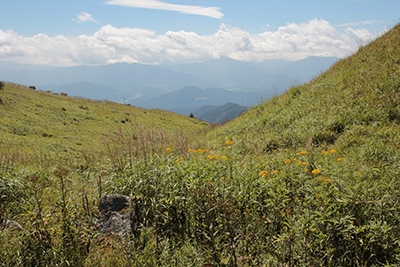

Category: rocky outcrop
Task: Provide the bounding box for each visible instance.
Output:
[98,194,132,236]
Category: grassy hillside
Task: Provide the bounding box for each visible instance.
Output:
[208,25,400,153]
[1,24,400,266]
[0,83,207,156]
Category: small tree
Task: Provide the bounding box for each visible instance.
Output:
[189,112,194,118]
[0,81,4,90]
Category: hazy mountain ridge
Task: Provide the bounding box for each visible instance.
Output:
[132,86,255,109]
[0,56,338,99]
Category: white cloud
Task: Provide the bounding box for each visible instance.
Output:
[0,18,383,66]
[343,27,383,46]
[104,0,224,19]
[74,12,97,23]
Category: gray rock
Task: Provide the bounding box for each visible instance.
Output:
[98,194,132,236]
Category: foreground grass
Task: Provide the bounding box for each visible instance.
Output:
[1,23,400,266]
[1,138,399,266]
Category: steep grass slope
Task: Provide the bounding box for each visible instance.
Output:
[209,24,400,157]
[0,83,207,155]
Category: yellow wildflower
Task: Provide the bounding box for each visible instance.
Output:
[329,149,337,153]
[312,169,321,175]
[166,148,171,152]
[188,149,193,152]
[220,155,228,159]
[283,159,291,164]
[321,150,329,155]
[324,178,332,183]
[337,158,344,161]
[259,170,268,177]
[296,151,308,155]
[225,140,233,145]
[284,149,291,152]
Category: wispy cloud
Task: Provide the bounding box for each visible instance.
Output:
[335,20,383,27]
[104,0,224,19]
[74,12,97,23]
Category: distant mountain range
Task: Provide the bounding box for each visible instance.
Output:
[139,86,251,123]
[0,56,338,123]
[131,86,256,110]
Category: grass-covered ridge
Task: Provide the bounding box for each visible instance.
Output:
[0,83,207,155]
[1,24,400,266]
[208,23,400,152]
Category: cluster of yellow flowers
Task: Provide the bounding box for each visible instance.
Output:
[283,158,307,165]
[321,149,337,155]
[296,151,308,155]
[283,159,292,164]
[206,155,228,160]
[188,148,210,153]
[258,170,284,176]
[225,140,234,145]
[312,169,321,175]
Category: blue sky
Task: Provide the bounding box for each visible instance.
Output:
[0,0,398,66]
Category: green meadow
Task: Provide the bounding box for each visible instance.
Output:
[1,23,400,266]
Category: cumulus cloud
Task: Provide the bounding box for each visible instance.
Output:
[74,12,97,23]
[104,0,224,19]
[0,18,384,66]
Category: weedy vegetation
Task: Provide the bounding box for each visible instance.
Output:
[1,24,400,266]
